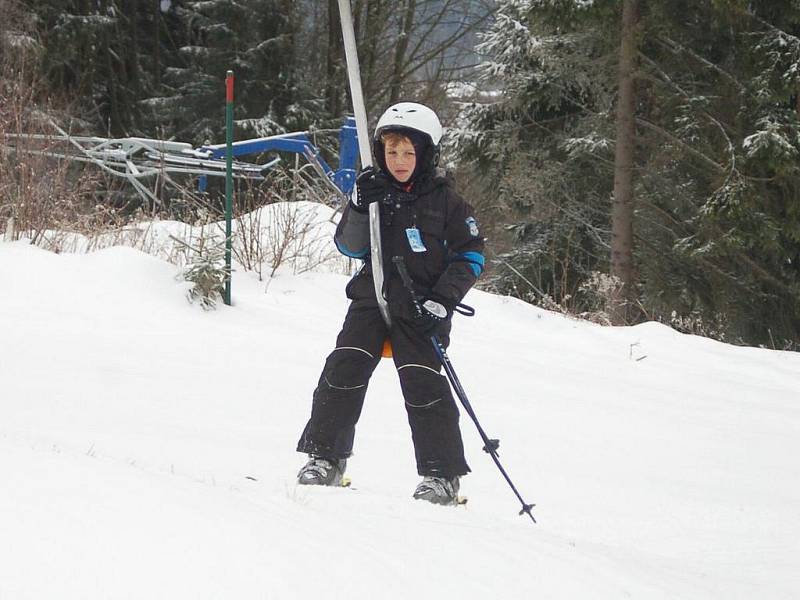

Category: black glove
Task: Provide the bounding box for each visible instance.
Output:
[352,166,390,213]
[412,297,453,334]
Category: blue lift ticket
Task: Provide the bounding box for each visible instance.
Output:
[405,227,427,252]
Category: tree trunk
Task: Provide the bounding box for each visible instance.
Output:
[361,0,385,109]
[154,0,161,88]
[389,0,416,103]
[609,0,638,325]
[326,0,344,116]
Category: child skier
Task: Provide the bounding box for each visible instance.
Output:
[295,102,485,505]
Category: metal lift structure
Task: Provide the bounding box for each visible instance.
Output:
[2,116,359,205]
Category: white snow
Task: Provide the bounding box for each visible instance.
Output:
[1,212,799,599]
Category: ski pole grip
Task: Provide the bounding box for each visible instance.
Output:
[392,256,413,290]
[391,256,422,308]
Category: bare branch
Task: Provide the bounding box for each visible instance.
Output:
[654,36,745,92]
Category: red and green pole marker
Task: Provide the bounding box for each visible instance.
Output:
[224,70,234,306]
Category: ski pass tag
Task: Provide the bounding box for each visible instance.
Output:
[405,227,427,252]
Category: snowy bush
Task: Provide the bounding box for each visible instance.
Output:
[174,229,230,311]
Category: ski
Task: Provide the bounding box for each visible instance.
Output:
[251,474,466,505]
[247,474,354,490]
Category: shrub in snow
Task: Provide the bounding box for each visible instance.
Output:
[174,232,230,310]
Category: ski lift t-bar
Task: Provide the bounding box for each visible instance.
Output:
[338,0,392,327]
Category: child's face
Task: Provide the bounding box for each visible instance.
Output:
[384,137,417,183]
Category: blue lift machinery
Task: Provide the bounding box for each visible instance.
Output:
[198,117,358,198]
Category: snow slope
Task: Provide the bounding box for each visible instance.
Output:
[1,220,799,599]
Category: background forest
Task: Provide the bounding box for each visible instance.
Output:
[1,0,799,349]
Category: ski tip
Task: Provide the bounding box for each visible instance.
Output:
[456,495,468,505]
[245,475,258,482]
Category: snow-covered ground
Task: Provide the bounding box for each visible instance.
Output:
[1,209,799,599]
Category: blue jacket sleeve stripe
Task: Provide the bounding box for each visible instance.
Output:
[453,251,485,277]
[335,237,369,259]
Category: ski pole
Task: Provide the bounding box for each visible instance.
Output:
[392,256,536,523]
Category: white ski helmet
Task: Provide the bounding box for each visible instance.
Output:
[373,102,442,146]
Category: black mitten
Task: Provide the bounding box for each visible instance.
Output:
[412,297,453,334]
[352,166,390,213]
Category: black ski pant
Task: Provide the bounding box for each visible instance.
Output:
[296,303,470,478]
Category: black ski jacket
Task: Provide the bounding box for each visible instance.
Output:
[334,171,485,321]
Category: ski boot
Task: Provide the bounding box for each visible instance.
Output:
[412,475,460,506]
[297,456,347,487]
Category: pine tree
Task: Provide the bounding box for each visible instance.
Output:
[174,229,230,311]
[459,0,800,346]
[139,0,315,144]
[456,0,620,315]
[635,0,800,345]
